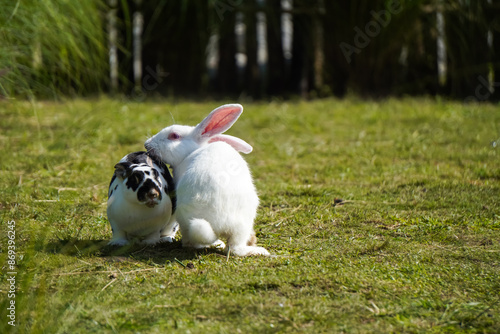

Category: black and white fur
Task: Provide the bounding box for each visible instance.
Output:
[107,151,177,246]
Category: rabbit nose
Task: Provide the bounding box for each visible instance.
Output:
[148,189,159,199]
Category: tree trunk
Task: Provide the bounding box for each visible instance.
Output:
[107,0,119,94]
[132,2,143,92]
[436,2,447,88]
[265,0,285,96]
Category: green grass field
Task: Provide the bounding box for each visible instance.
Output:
[1,98,499,333]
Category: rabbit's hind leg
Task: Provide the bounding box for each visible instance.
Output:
[229,245,270,256]
[227,231,270,256]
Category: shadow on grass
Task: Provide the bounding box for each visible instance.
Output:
[42,238,225,264]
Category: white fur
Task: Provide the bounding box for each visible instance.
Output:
[107,153,177,246]
[145,104,269,256]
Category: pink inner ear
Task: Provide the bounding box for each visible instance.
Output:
[201,106,241,137]
[208,134,253,154]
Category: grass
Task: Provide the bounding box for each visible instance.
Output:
[0,0,107,97]
[0,97,499,333]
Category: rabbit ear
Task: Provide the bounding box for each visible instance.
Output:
[208,134,253,154]
[114,162,132,179]
[195,104,243,140]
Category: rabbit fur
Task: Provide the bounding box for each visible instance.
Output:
[144,104,269,256]
[107,151,178,246]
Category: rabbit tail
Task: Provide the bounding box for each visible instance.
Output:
[180,218,225,249]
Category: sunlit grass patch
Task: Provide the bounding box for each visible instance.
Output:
[0,98,499,333]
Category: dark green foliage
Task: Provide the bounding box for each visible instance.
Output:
[0,0,108,98]
[2,1,499,99]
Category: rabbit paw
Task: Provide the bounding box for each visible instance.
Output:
[108,238,130,246]
[159,235,175,243]
[230,245,270,257]
[211,239,226,249]
[185,239,226,250]
[140,234,162,245]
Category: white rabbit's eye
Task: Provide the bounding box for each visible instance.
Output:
[168,132,180,140]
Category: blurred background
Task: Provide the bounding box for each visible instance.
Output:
[1,0,499,101]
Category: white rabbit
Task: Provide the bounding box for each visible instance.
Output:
[107,151,178,246]
[144,104,269,256]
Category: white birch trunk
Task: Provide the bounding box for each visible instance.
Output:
[133,3,143,90]
[436,3,447,87]
[107,0,118,93]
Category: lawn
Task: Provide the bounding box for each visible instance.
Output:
[0,97,499,333]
